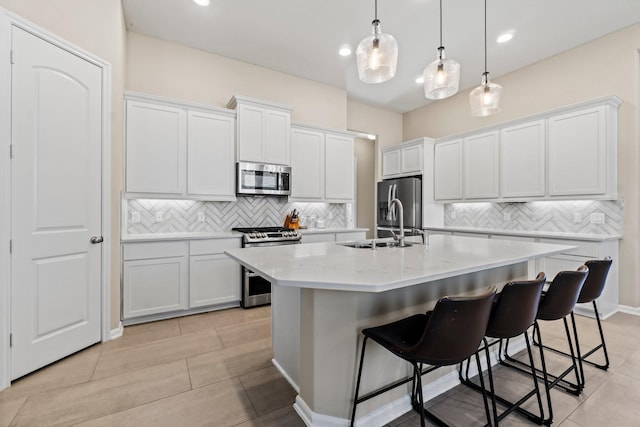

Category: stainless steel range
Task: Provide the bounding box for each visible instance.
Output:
[232,226,301,307]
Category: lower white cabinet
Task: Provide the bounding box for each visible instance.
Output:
[301,230,366,244]
[122,238,242,322]
[122,241,189,319]
[189,239,241,308]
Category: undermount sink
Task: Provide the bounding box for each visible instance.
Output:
[340,240,413,249]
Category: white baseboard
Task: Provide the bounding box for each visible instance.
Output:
[108,322,123,341]
[617,304,640,316]
[272,358,300,393]
[293,337,527,427]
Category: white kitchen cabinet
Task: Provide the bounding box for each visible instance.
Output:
[433,96,620,203]
[434,139,463,200]
[228,95,293,165]
[187,110,235,198]
[126,100,186,194]
[189,239,241,308]
[125,93,236,200]
[548,106,608,197]
[325,133,354,200]
[290,127,324,199]
[381,139,425,179]
[382,149,401,177]
[290,123,356,202]
[301,230,366,244]
[463,131,499,199]
[500,120,546,198]
[122,241,189,319]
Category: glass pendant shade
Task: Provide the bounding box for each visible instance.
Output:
[469,72,502,117]
[356,20,398,83]
[423,47,460,99]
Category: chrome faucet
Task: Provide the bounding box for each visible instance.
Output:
[387,198,406,247]
[412,228,427,245]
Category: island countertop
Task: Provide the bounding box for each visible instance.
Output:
[225,234,575,293]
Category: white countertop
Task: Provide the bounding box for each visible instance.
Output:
[121,228,367,243]
[298,227,368,235]
[225,234,575,293]
[426,227,622,242]
[121,232,241,242]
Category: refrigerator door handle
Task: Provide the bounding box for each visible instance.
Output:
[387,184,393,220]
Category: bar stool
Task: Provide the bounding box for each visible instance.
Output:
[502,266,589,425]
[535,257,613,389]
[350,285,497,427]
[460,272,547,426]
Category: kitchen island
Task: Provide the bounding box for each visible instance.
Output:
[225,235,575,426]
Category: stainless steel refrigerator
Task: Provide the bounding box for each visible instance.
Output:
[377,177,422,238]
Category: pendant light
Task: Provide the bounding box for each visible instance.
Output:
[356,0,398,84]
[423,0,460,100]
[469,0,503,117]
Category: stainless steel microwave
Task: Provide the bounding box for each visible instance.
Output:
[236,162,291,196]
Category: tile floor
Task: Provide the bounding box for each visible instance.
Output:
[0,307,639,426]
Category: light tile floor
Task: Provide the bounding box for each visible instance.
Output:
[1,308,639,426]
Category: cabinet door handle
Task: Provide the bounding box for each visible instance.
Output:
[90,236,104,244]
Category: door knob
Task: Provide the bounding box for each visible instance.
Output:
[90,236,104,244]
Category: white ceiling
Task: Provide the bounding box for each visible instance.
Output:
[122,0,640,113]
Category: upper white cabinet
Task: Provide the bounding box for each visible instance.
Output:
[434,139,463,200]
[290,123,355,202]
[126,101,186,195]
[187,110,235,197]
[290,127,324,199]
[500,120,546,198]
[227,95,293,165]
[125,93,236,200]
[325,133,355,200]
[463,131,499,199]
[433,96,621,202]
[548,106,611,197]
[382,139,424,179]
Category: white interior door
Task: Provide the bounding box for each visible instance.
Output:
[10,27,102,380]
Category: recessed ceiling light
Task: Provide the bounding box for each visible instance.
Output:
[415,76,425,84]
[497,31,515,43]
[193,0,210,6]
[339,46,352,57]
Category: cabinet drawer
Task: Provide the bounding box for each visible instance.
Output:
[336,232,366,242]
[538,239,599,257]
[123,241,187,260]
[302,233,335,243]
[190,238,241,255]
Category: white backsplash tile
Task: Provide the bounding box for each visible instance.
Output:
[125,197,350,234]
[444,200,623,235]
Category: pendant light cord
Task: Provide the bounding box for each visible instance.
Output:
[484,0,488,74]
[439,0,443,47]
[374,0,378,21]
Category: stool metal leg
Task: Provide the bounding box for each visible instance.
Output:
[350,336,369,427]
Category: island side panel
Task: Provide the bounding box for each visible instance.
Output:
[296,262,529,421]
[271,284,301,390]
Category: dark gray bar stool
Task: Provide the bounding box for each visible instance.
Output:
[350,285,497,427]
[460,272,547,426]
[502,266,589,425]
[535,257,613,389]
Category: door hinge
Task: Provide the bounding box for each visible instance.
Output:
[9,333,12,348]
[9,50,13,64]
[9,239,12,253]
[9,144,14,159]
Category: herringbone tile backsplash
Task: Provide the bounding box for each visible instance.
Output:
[444,200,623,235]
[125,197,349,234]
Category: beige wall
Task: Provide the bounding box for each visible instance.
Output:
[0,0,127,329]
[346,100,403,182]
[404,24,640,307]
[126,32,347,129]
